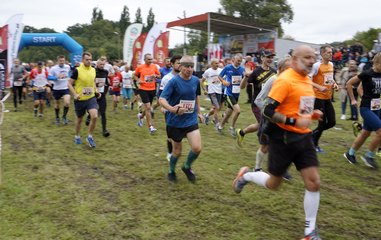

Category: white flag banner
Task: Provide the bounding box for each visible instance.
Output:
[141,22,167,63]
[123,23,143,66]
[6,14,24,76]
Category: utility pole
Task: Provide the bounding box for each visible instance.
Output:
[183,11,187,55]
[114,31,121,60]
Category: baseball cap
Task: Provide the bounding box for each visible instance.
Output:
[37,61,44,66]
[261,50,275,57]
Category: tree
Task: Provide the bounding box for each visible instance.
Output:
[145,8,155,32]
[219,0,293,36]
[119,5,131,33]
[352,28,381,51]
[91,7,104,23]
[134,7,143,24]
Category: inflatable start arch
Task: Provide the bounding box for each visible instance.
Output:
[18,33,83,65]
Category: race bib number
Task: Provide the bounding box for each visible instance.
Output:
[232,85,241,94]
[144,75,154,83]
[113,81,120,88]
[211,76,219,84]
[96,78,105,93]
[371,98,380,110]
[180,100,195,114]
[13,81,23,86]
[323,73,334,85]
[299,96,315,115]
[232,75,242,84]
[82,87,94,96]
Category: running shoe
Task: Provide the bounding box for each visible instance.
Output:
[232,166,249,193]
[215,123,223,133]
[343,151,357,164]
[203,113,209,125]
[62,117,68,125]
[181,166,196,183]
[254,168,262,172]
[103,130,110,137]
[282,171,293,181]
[352,121,362,137]
[149,126,157,134]
[301,229,321,240]
[229,127,236,137]
[315,146,325,153]
[55,118,60,125]
[361,155,378,169]
[236,128,244,147]
[38,114,44,118]
[86,136,96,148]
[74,137,82,145]
[137,113,143,127]
[167,172,177,182]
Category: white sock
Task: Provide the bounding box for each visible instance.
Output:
[255,148,268,170]
[243,171,270,188]
[304,190,320,235]
[75,135,80,139]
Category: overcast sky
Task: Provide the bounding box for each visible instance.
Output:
[1,0,380,47]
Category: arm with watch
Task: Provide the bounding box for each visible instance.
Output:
[263,97,323,129]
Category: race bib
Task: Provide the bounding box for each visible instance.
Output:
[144,75,154,83]
[232,75,242,84]
[82,87,94,96]
[232,85,241,94]
[180,100,195,114]
[299,96,315,115]
[13,81,23,86]
[323,73,334,85]
[371,98,380,110]
[96,78,105,93]
[211,76,219,84]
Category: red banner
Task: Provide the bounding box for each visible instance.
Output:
[258,39,275,53]
[153,31,169,67]
[0,25,8,90]
[131,33,147,70]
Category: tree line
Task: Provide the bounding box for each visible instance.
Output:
[17,0,381,64]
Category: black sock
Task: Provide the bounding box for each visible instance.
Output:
[239,129,245,136]
[55,108,60,118]
[167,139,173,154]
[63,106,69,118]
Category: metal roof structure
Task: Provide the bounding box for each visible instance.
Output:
[167,12,277,61]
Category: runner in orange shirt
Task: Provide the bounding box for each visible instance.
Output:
[134,53,161,134]
[310,45,338,153]
[232,45,323,240]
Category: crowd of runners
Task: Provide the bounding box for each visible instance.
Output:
[8,44,381,240]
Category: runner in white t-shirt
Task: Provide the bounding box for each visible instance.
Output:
[121,65,134,109]
[201,58,222,125]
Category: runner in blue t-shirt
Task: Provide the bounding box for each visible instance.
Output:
[217,53,250,136]
[160,55,204,183]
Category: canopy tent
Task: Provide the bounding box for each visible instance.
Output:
[167,12,277,62]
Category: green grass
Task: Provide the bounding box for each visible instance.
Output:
[0,95,380,240]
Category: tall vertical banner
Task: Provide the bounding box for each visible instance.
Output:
[153,31,169,67]
[131,33,147,69]
[141,22,167,63]
[123,23,143,66]
[208,43,223,60]
[0,25,8,95]
[6,14,24,85]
